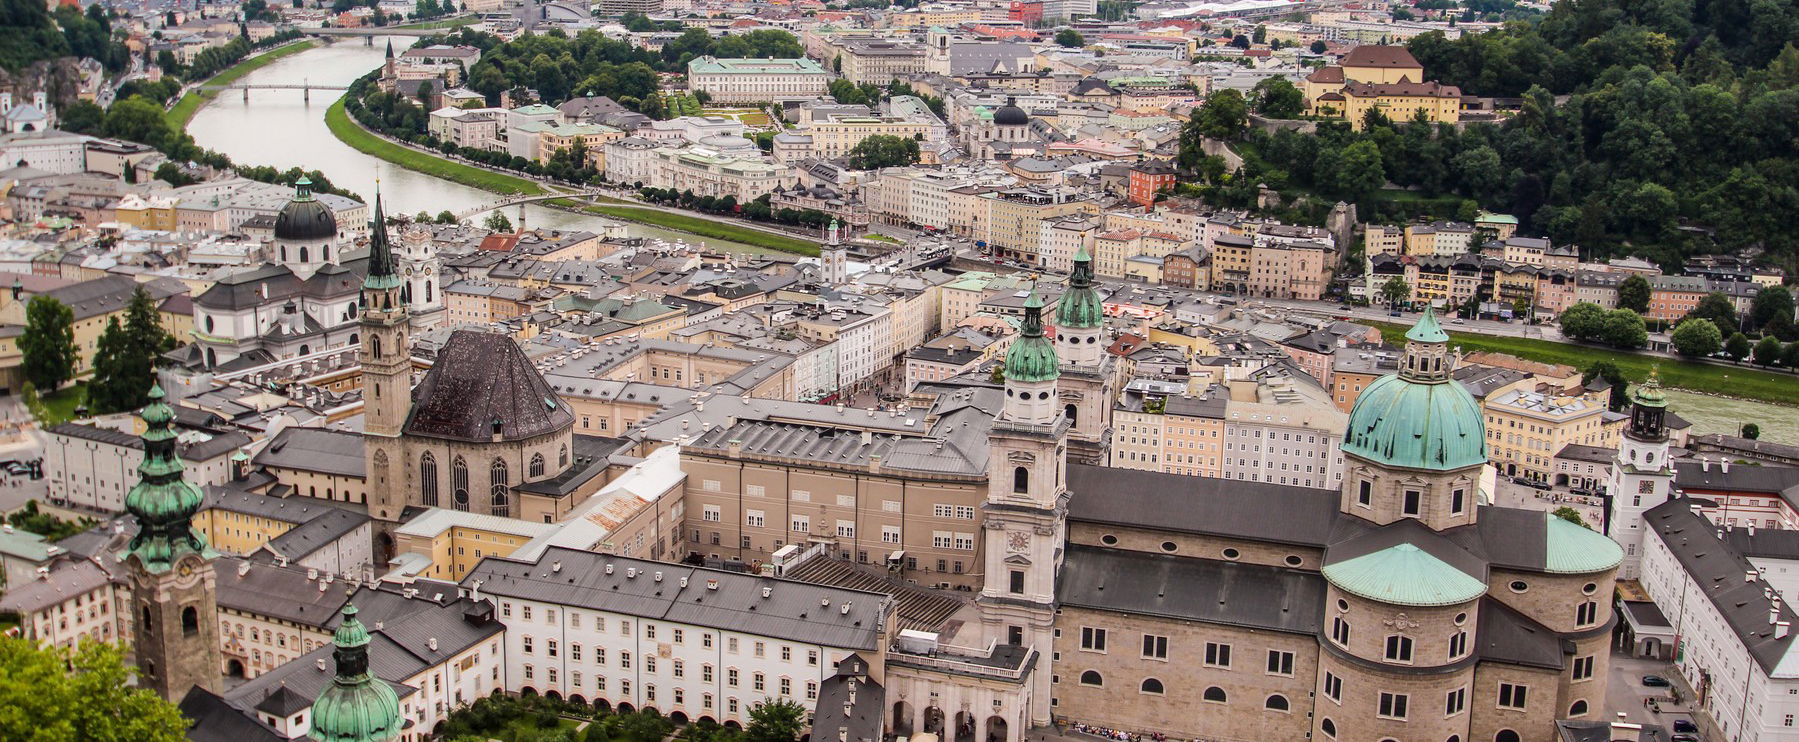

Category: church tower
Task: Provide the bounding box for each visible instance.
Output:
[1052,247,1114,464]
[124,383,222,702]
[310,604,403,742]
[360,190,410,525]
[820,218,847,285]
[978,292,1066,727]
[1605,367,1675,580]
[397,225,445,328]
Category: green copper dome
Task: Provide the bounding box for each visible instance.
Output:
[1342,310,1487,471]
[1542,512,1623,574]
[312,605,403,742]
[1323,543,1487,607]
[1005,292,1060,383]
[1633,365,1667,408]
[123,384,211,573]
[1055,247,1104,329]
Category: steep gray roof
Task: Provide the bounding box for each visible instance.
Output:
[1058,545,1324,635]
[405,330,575,442]
[1067,464,1342,546]
[1644,499,1799,673]
[252,427,366,478]
[464,547,887,650]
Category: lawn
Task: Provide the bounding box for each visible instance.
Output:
[26,382,87,426]
[1371,322,1799,407]
[583,204,819,255]
[395,14,478,29]
[863,233,901,244]
[166,40,319,129]
[325,99,544,195]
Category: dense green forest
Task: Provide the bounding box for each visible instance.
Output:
[1184,0,1799,270]
[1,0,129,73]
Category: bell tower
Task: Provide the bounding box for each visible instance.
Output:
[978,292,1066,728]
[1052,247,1114,464]
[124,383,221,702]
[1605,367,1675,580]
[820,218,847,285]
[360,190,410,524]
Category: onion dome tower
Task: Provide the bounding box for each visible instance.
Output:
[1052,247,1114,463]
[1002,292,1060,424]
[124,383,222,701]
[273,176,339,279]
[311,604,403,742]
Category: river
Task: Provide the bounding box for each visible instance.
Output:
[186,35,778,254]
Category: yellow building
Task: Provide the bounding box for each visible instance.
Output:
[1304,45,1461,129]
[1335,80,1463,130]
[979,189,1099,266]
[535,123,624,166]
[111,193,180,231]
[1482,380,1616,483]
[391,508,558,581]
[0,275,187,378]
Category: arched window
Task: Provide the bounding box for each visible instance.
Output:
[1078,671,1102,687]
[1140,678,1163,695]
[559,444,569,468]
[322,245,330,261]
[1495,732,1521,742]
[281,246,288,262]
[1264,695,1289,712]
[452,456,469,511]
[1320,720,1336,738]
[204,315,214,333]
[181,606,199,636]
[1064,404,1077,424]
[1202,687,1226,703]
[1568,700,1588,717]
[426,280,434,303]
[370,335,382,360]
[372,449,388,487]
[1013,466,1029,494]
[491,459,510,517]
[299,246,309,263]
[1575,600,1598,626]
[420,452,439,506]
[530,453,546,478]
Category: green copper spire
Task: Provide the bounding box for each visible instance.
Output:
[312,605,403,742]
[1004,292,1060,383]
[1633,365,1667,408]
[123,384,211,572]
[1055,246,1104,329]
[292,176,316,203]
[1405,305,1449,343]
[363,188,401,291]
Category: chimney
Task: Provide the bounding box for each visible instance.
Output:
[654,571,664,582]
[1779,621,1792,640]
[428,637,438,651]
[1608,719,1643,742]
[237,561,251,577]
[470,580,483,602]
[707,578,720,590]
[1702,457,1711,472]
[606,564,615,575]
[762,586,772,599]
[552,561,562,573]
[1749,570,1759,583]
[1723,459,1732,473]
[627,567,638,579]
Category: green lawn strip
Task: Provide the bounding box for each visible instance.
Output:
[325,99,543,195]
[583,205,819,255]
[1370,322,1799,407]
[394,15,477,29]
[166,40,320,129]
[863,233,901,244]
[26,382,87,426]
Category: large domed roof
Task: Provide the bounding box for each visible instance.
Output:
[275,176,338,242]
[993,97,1030,126]
[1342,309,1487,470]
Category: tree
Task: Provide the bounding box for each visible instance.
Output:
[484,212,513,232]
[1785,340,1799,369]
[1334,140,1386,203]
[19,295,77,392]
[846,134,920,170]
[0,637,188,741]
[1189,89,1248,142]
[1616,275,1651,313]
[1583,360,1629,411]
[436,210,458,224]
[1055,29,1084,47]
[1552,506,1589,529]
[613,711,672,742]
[1755,335,1784,365]
[1230,34,1250,50]
[1752,285,1796,332]
[1687,292,1740,337]
[1252,24,1267,44]
[1726,331,1753,361]
[1671,317,1724,356]
[1743,423,1762,440]
[1249,77,1304,118]
[1310,40,1328,53]
[1558,302,1605,341]
[745,699,809,742]
[86,288,168,414]
[1379,276,1410,307]
[1598,309,1648,348]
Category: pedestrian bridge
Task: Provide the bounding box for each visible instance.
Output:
[455,189,611,220]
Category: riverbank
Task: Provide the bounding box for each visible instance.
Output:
[166,40,320,129]
[328,94,820,254]
[581,205,819,255]
[325,98,545,195]
[1372,322,1799,407]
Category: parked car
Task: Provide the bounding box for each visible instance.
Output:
[1672,735,1699,742]
[1643,675,1672,687]
[3,463,26,476]
[1674,720,1699,733]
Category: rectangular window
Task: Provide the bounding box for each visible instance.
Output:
[620,652,631,669]
[1446,687,1466,716]
[1451,488,1466,514]
[1323,672,1341,703]
[1009,570,1026,594]
[745,510,765,527]
[791,515,809,533]
[1402,490,1421,517]
[836,521,855,538]
[1498,683,1528,710]
[702,505,721,522]
[1080,627,1107,651]
[1379,692,1408,720]
[1357,480,1372,506]
[1142,635,1168,659]
[1203,642,1231,668]
[728,668,739,687]
[1384,635,1414,663]
[1572,656,1594,681]
[1266,650,1293,676]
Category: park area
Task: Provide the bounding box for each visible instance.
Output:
[436,693,806,742]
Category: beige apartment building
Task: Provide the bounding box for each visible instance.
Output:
[832,39,927,85]
[1484,381,1617,483]
[791,115,932,161]
[979,189,1099,266]
[649,146,796,201]
[687,56,830,103]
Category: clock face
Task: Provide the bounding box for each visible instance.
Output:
[1008,531,1030,552]
[178,563,193,577]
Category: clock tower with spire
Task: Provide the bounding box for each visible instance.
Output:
[123,383,222,701]
[361,190,411,528]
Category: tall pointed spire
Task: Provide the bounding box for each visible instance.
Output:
[363,186,400,291]
[1055,247,1103,329]
[311,604,402,742]
[123,384,210,572]
[1005,291,1059,384]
